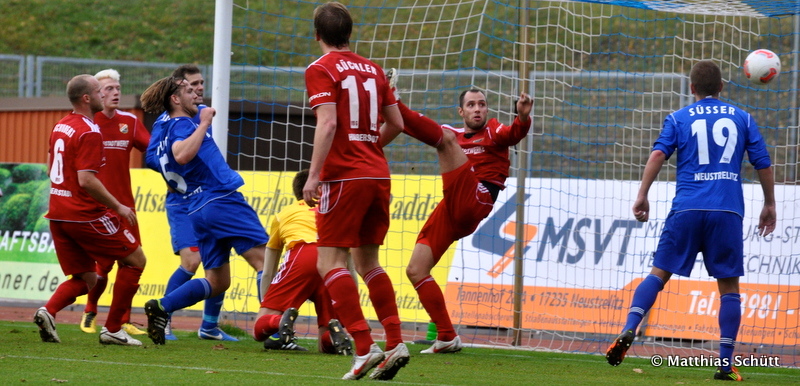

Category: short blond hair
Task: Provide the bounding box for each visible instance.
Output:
[94,68,120,82]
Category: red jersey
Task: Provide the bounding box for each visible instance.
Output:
[444,117,531,188]
[305,51,397,181]
[45,112,107,222]
[93,109,150,208]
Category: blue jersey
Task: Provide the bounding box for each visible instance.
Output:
[146,106,208,170]
[145,108,243,212]
[654,97,771,217]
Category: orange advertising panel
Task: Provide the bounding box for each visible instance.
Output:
[444,279,800,345]
[645,280,800,346]
[444,281,635,335]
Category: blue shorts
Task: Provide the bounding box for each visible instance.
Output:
[653,210,744,278]
[166,192,197,255]
[189,191,269,270]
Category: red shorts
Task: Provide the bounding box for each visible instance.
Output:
[95,212,142,275]
[49,211,141,276]
[317,179,390,248]
[260,243,334,326]
[417,162,494,262]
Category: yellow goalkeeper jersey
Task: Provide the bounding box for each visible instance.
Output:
[266,199,318,251]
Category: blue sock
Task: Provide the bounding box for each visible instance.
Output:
[165,266,195,296]
[256,270,263,300]
[622,274,664,333]
[161,278,212,313]
[719,293,741,372]
[201,292,225,330]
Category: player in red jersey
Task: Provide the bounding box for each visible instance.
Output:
[35,74,146,346]
[386,72,532,354]
[78,69,150,337]
[302,2,408,381]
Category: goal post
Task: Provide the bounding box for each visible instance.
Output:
[226,0,799,365]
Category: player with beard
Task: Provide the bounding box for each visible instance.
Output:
[382,71,532,354]
[140,76,268,345]
[153,65,264,342]
[37,74,146,346]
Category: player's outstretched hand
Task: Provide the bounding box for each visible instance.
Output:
[516,93,533,119]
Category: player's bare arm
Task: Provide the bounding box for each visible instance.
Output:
[172,107,215,165]
[633,150,666,222]
[379,104,404,147]
[756,166,777,236]
[77,170,136,226]
[303,104,337,207]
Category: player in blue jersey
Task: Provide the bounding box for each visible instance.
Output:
[149,65,265,342]
[139,75,269,345]
[605,60,777,381]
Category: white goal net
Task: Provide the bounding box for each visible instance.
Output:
[227,0,798,365]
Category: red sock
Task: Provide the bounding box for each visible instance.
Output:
[324,268,373,355]
[84,275,106,314]
[105,264,142,333]
[121,308,132,325]
[364,267,403,350]
[45,277,90,316]
[253,314,281,341]
[318,330,336,354]
[398,101,443,147]
[415,276,456,341]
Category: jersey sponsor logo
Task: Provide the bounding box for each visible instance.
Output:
[49,187,72,197]
[53,124,76,137]
[184,186,204,199]
[119,123,128,134]
[309,91,331,103]
[688,105,737,117]
[463,146,485,155]
[334,59,378,75]
[694,171,739,181]
[348,133,379,143]
[104,139,130,149]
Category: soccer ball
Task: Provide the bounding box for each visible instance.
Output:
[743,49,781,85]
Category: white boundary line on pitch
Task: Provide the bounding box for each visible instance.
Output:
[461,345,797,377]
[1,355,450,386]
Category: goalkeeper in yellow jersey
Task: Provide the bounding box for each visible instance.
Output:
[252,170,352,355]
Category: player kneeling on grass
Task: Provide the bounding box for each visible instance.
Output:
[253,170,353,355]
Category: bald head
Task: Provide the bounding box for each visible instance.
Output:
[66,74,104,115]
[67,75,98,104]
